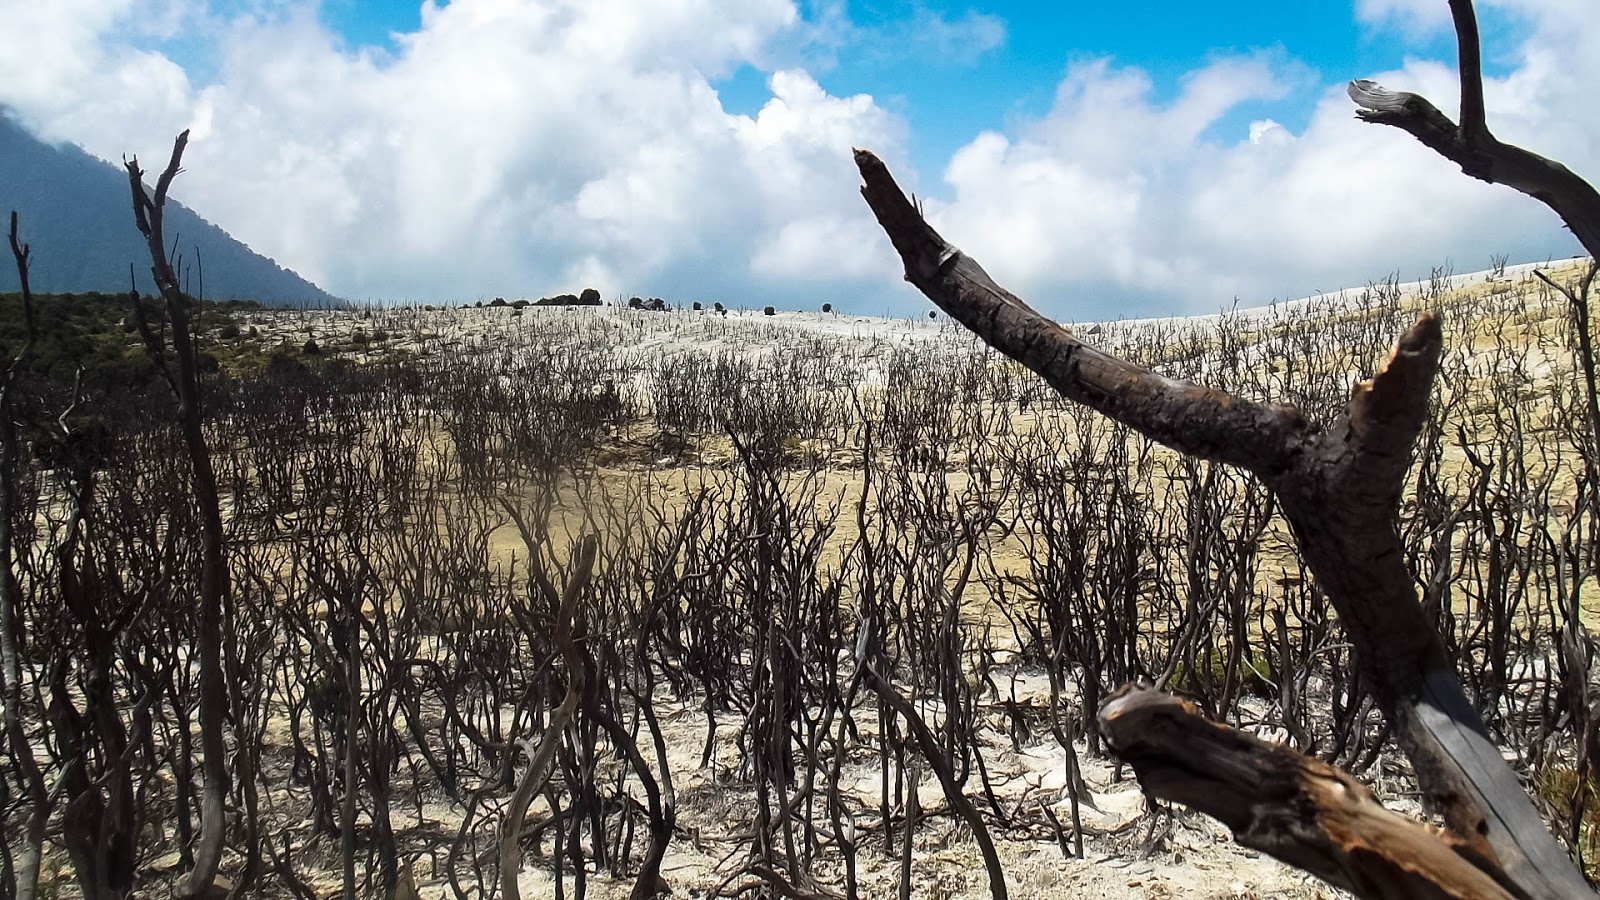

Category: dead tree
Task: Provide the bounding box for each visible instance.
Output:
[500,535,598,900]
[124,131,235,899]
[853,2,1596,895]
[3,213,50,900]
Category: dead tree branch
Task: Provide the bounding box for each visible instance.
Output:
[124,130,235,899]
[4,211,49,900]
[1100,685,1522,900]
[500,535,599,900]
[854,147,1592,898]
[862,658,1008,900]
[1347,0,1600,259]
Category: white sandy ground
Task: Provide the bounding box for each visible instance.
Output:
[259,257,1594,377]
[226,260,1592,899]
[399,674,1354,900]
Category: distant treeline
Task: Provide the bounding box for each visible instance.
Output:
[470,290,677,310]
[474,288,604,309]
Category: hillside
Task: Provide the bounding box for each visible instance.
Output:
[0,114,339,306]
[4,259,1596,898]
[210,262,1598,897]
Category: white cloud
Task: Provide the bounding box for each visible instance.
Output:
[1248,119,1286,145]
[763,2,1004,76]
[930,13,1597,318]
[1354,0,1453,34]
[2,1,1594,316]
[899,8,1005,66]
[0,0,905,307]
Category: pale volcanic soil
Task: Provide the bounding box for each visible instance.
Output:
[226,260,1590,899]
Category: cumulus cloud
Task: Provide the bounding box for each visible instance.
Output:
[1354,0,1454,34]
[930,9,1597,318]
[0,0,907,306]
[2,1,1594,316]
[773,2,1003,75]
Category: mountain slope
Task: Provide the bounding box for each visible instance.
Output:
[0,115,339,307]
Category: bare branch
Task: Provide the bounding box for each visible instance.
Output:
[853,148,1316,480]
[123,129,190,301]
[862,658,1008,900]
[126,131,236,900]
[1347,0,1600,259]
[1342,311,1443,501]
[2,210,48,900]
[500,535,599,900]
[1449,0,1487,140]
[6,212,37,371]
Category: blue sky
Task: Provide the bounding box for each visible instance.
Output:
[309,2,1502,197]
[0,1,1590,316]
[315,4,1478,132]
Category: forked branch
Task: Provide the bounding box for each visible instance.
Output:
[500,535,599,900]
[1347,0,1600,258]
[125,131,234,900]
[852,152,1315,479]
[854,147,1592,898]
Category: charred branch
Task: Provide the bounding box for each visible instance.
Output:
[1101,685,1522,900]
[854,146,1593,899]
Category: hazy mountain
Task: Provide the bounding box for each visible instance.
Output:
[0,115,339,306]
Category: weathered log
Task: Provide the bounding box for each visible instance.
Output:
[1100,685,1522,900]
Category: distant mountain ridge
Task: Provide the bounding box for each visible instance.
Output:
[0,114,339,307]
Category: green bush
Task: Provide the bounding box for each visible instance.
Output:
[1535,765,1600,878]
[1168,651,1276,700]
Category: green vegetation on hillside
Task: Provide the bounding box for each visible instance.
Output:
[0,114,340,305]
